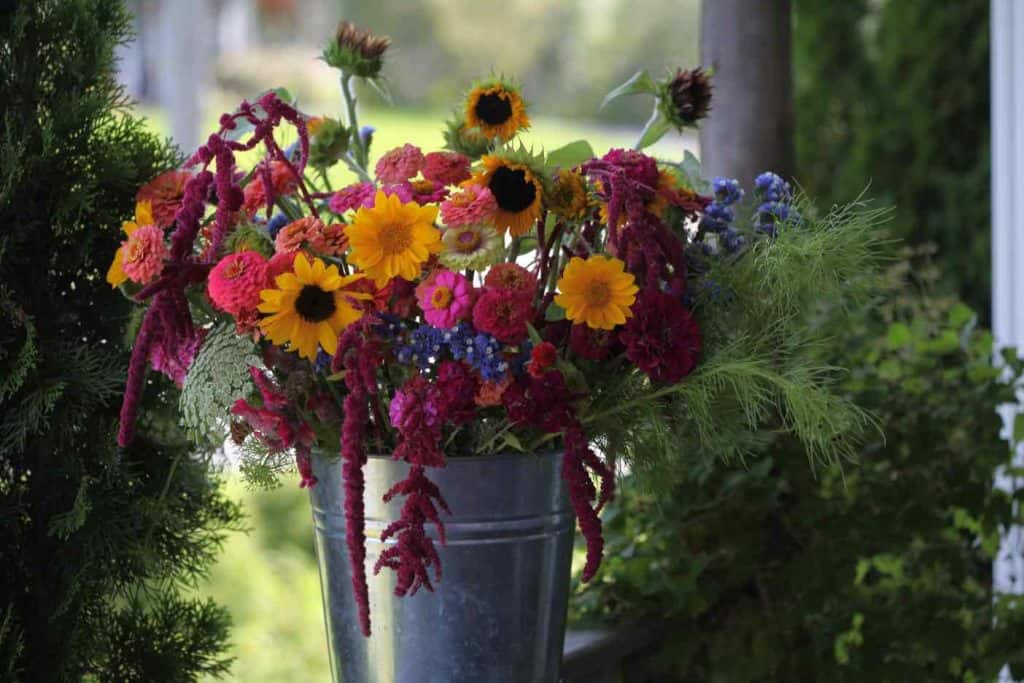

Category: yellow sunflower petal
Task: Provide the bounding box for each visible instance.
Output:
[106,247,128,287]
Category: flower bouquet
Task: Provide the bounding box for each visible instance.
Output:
[113,21,880,683]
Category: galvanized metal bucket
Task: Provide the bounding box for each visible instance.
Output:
[309,452,574,683]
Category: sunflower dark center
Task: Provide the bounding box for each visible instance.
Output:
[295,285,336,323]
[489,166,536,213]
[474,92,513,126]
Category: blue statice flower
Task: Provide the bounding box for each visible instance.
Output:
[359,125,375,149]
[443,323,508,380]
[720,228,744,254]
[700,176,744,238]
[753,172,802,237]
[396,324,446,370]
[266,212,290,239]
[313,349,332,375]
[373,312,406,341]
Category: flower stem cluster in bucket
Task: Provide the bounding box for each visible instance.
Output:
[113,21,875,638]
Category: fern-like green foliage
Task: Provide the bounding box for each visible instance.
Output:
[180,323,260,447]
[584,199,888,490]
[0,2,242,679]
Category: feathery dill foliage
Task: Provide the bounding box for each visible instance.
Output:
[0,2,241,680]
[584,199,888,489]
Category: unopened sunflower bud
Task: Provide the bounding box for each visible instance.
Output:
[442,117,491,159]
[307,116,350,168]
[323,21,390,78]
[659,67,713,129]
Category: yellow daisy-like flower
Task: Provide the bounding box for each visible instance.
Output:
[555,255,639,331]
[257,253,369,360]
[106,200,155,287]
[464,81,530,142]
[346,190,442,286]
[468,155,544,237]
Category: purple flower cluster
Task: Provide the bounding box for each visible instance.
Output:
[701,176,745,254]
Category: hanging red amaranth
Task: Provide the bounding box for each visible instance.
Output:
[332,325,381,637]
[117,92,314,448]
[375,464,450,596]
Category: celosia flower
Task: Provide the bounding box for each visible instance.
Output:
[208,250,271,316]
[472,288,533,344]
[569,324,617,361]
[330,182,377,214]
[434,360,478,425]
[415,270,475,328]
[502,369,577,434]
[619,288,701,382]
[475,376,511,407]
[555,255,638,330]
[149,326,204,388]
[389,374,445,467]
[527,341,557,378]
[121,225,168,284]
[375,144,424,184]
[439,223,504,271]
[422,151,471,186]
[243,160,298,215]
[484,263,536,294]
[346,190,442,285]
[439,184,498,227]
[137,169,192,227]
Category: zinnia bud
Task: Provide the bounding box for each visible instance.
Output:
[323,21,390,78]
[660,67,713,129]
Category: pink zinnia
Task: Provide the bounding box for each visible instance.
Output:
[416,270,475,328]
[439,184,497,227]
[268,251,297,279]
[375,144,424,184]
[472,289,533,344]
[484,262,536,294]
[121,225,168,284]
[422,151,471,186]
[329,182,377,213]
[207,250,271,316]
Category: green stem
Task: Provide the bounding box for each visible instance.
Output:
[142,450,185,548]
[340,74,369,170]
[634,103,661,150]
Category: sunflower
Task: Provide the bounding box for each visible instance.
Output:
[346,190,442,285]
[439,223,504,271]
[107,200,155,287]
[468,155,544,237]
[555,255,638,331]
[464,80,530,142]
[258,253,369,360]
[550,169,590,221]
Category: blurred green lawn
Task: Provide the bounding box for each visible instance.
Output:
[135,100,694,681]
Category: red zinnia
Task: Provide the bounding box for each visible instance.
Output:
[472,289,533,344]
[528,341,557,378]
[619,288,701,382]
[484,263,536,294]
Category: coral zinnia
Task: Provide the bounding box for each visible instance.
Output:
[375,144,424,184]
[422,151,471,186]
[346,190,442,285]
[415,270,475,328]
[469,155,543,237]
[439,224,503,272]
[258,253,369,360]
[555,255,638,330]
[107,200,156,287]
[484,263,536,294]
[121,225,168,285]
[619,288,701,382]
[208,251,271,317]
[136,169,192,228]
[440,184,497,227]
[464,81,530,141]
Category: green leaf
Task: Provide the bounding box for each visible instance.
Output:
[545,303,566,322]
[546,140,595,170]
[635,112,672,151]
[526,323,543,346]
[1013,412,1024,444]
[677,150,709,193]
[948,302,974,329]
[500,431,525,453]
[366,77,393,105]
[601,70,657,109]
[886,322,911,349]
